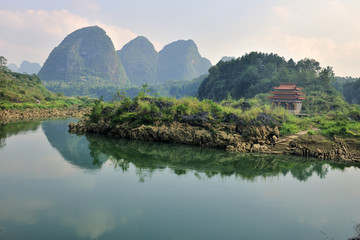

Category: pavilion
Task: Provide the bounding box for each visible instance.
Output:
[268,83,306,114]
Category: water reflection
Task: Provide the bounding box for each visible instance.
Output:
[2,119,356,182]
[42,120,107,170]
[0,120,41,148]
[84,134,355,182]
[1,119,360,240]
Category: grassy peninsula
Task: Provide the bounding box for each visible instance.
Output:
[69,85,360,161]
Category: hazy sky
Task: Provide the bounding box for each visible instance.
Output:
[1,0,360,77]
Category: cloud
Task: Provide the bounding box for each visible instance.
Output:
[272,6,291,19]
[61,209,116,239]
[95,23,137,50]
[0,9,136,65]
[0,196,53,225]
[240,33,360,76]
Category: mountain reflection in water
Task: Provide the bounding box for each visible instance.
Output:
[1,119,360,240]
[40,119,355,182]
[0,120,41,148]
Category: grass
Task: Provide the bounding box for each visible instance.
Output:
[83,91,360,139]
[0,68,94,110]
[0,97,93,110]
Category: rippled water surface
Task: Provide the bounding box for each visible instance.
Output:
[0,119,359,240]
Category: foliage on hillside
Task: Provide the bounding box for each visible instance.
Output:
[332,77,360,104]
[198,52,345,114]
[0,67,54,103]
[117,36,158,86]
[38,26,129,98]
[152,74,207,98]
[119,74,207,99]
[0,62,93,109]
[84,82,360,138]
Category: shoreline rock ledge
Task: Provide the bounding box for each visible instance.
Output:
[68,112,358,162]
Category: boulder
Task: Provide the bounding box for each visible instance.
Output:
[180,112,209,127]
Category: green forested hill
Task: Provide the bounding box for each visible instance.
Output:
[118,37,212,86]
[38,26,129,97]
[0,66,55,103]
[117,36,158,86]
[0,56,92,109]
[118,74,207,99]
[332,77,360,104]
[342,79,360,104]
[156,40,212,84]
[198,52,345,114]
[152,74,207,98]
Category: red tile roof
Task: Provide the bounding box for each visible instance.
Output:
[273,83,303,90]
[268,96,306,100]
[270,91,305,95]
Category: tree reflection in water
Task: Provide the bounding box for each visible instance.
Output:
[0,120,41,148]
[26,118,358,182]
[84,133,356,182]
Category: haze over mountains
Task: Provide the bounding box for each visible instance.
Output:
[7,61,41,75]
[38,26,212,97]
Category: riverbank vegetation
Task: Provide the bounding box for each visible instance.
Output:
[0,60,93,110]
[84,84,360,139]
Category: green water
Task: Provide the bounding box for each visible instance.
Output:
[0,119,359,240]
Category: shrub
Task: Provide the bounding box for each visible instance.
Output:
[280,123,300,136]
[88,96,104,123]
[307,130,316,135]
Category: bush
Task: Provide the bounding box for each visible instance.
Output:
[280,123,300,135]
[88,96,104,123]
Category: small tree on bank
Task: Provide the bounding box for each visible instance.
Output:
[0,56,7,69]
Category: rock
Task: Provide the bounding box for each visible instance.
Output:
[289,141,297,147]
[256,113,281,127]
[150,112,163,118]
[260,145,270,152]
[180,112,209,127]
[233,102,251,111]
[223,113,239,123]
[128,104,138,112]
[142,97,173,109]
[1,108,89,123]
[240,102,251,111]
[251,144,261,152]
[226,145,236,152]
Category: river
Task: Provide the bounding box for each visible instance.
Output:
[0,119,359,239]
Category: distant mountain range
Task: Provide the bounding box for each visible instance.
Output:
[7,61,41,74]
[117,36,211,86]
[220,56,235,62]
[37,26,212,97]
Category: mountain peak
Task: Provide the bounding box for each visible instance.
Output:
[156,39,211,83]
[38,26,128,97]
[117,36,158,86]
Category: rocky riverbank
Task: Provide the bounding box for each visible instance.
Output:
[68,112,359,163]
[0,107,90,123]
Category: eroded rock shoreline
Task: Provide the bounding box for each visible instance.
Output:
[0,108,89,123]
[68,113,359,162]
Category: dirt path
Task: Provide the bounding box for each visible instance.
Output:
[275,129,315,145]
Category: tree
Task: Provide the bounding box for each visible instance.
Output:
[0,56,7,69]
